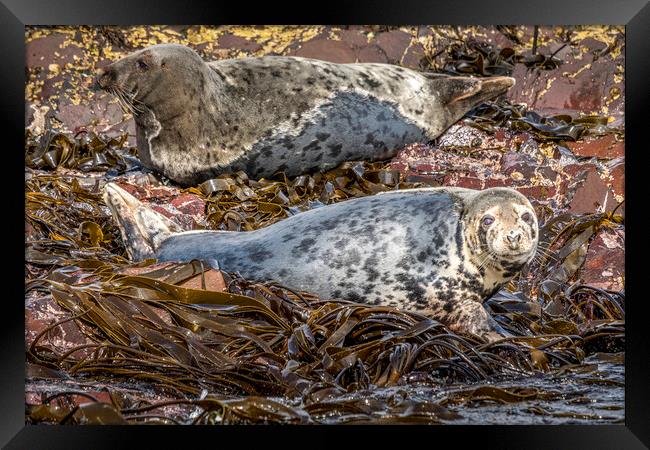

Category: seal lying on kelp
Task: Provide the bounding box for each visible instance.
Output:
[95,44,515,185]
[104,183,538,341]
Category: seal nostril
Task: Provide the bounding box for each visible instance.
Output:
[95,68,116,88]
[506,233,521,248]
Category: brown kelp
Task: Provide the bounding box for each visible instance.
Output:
[463,99,622,141]
[420,38,564,77]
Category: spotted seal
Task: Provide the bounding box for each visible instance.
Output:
[104,183,538,340]
[95,44,515,185]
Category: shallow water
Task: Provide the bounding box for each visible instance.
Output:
[27,354,623,424]
[282,353,624,425]
[432,354,624,425]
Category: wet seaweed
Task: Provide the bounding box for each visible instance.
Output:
[462,99,621,141]
[25,129,138,173]
[194,162,431,232]
[420,38,562,77]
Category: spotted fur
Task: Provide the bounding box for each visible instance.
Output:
[97,44,515,185]
[104,184,538,341]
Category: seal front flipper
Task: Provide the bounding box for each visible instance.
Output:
[103,183,182,261]
[445,298,507,343]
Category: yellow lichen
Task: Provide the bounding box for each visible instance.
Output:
[562,63,591,79]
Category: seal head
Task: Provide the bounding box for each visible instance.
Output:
[462,187,538,279]
[96,44,233,177]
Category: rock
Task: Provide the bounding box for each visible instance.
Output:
[400,41,425,68]
[389,129,625,215]
[26,105,51,134]
[500,151,539,178]
[179,269,226,292]
[217,33,263,52]
[578,228,625,291]
[290,39,356,63]
[374,30,413,63]
[25,291,93,351]
[565,134,624,159]
[336,29,369,48]
[26,33,81,68]
[54,95,134,142]
[568,166,620,215]
[608,160,624,200]
[25,379,181,413]
[507,35,624,123]
[357,45,387,63]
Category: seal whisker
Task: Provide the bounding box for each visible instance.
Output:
[534,247,558,263]
[477,251,495,271]
[113,86,143,116]
[115,88,135,115]
[125,89,147,114]
[111,88,128,114]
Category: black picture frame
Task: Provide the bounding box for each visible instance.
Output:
[5,0,649,448]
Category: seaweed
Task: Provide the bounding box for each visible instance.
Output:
[25,129,137,173]
[462,99,620,141]
[420,38,562,77]
[193,162,430,232]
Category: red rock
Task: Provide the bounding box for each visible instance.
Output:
[357,45,387,63]
[565,135,624,159]
[494,129,507,141]
[68,392,114,406]
[179,269,226,292]
[578,228,625,291]
[562,163,594,178]
[26,33,74,68]
[409,162,436,173]
[483,178,511,188]
[610,162,624,199]
[114,182,207,230]
[290,39,356,63]
[115,181,149,199]
[568,167,619,215]
[54,95,131,138]
[400,42,425,69]
[507,40,624,121]
[149,205,199,231]
[169,193,206,215]
[336,29,368,47]
[374,30,412,63]
[25,291,93,351]
[500,151,538,177]
[444,175,484,190]
[25,380,180,412]
[217,34,262,52]
[516,185,557,200]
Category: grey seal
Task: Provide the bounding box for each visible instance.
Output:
[104,183,538,341]
[95,44,515,185]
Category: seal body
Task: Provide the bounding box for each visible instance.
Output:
[96,44,515,185]
[104,183,538,340]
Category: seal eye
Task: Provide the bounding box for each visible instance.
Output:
[522,212,532,222]
[482,216,494,227]
[137,59,149,71]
